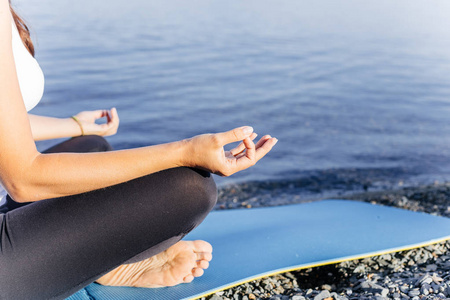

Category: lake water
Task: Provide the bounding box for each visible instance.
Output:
[15,0,450,197]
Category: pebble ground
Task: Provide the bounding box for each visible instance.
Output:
[203,183,450,300]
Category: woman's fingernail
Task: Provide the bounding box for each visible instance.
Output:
[243,126,253,134]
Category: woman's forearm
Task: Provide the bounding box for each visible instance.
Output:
[29,109,120,141]
[28,114,82,140]
[14,141,187,202]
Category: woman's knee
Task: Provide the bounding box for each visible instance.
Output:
[74,135,113,152]
[182,167,217,211]
[168,167,217,226]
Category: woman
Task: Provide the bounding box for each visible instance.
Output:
[0,1,277,299]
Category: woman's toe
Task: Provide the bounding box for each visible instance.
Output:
[183,274,194,283]
[196,252,212,261]
[197,259,209,269]
[193,240,213,253]
[192,267,204,277]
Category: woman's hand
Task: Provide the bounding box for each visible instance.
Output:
[183,126,278,176]
[73,108,120,137]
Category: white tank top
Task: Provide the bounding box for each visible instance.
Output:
[0,20,45,206]
[11,20,45,111]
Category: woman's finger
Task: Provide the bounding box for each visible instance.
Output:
[243,137,256,161]
[215,126,254,146]
[229,133,257,156]
[89,109,113,121]
[106,108,119,128]
[229,143,245,156]
[105,110,111,123]
[234,152,246,159]
[255,137,278,161]
[255,135,272,149]
[106,108,119,135]
[230,136,270,160]
[110,107,119,124]
[91,110,106,120]
[100,123,113,131]
[234,137,256,171]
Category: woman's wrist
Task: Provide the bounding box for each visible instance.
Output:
[70,116,84,136]
[64,117,84,137]
[174,139,192,168]
[176,135,211,170]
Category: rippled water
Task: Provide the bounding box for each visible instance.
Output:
[15,0,450,191]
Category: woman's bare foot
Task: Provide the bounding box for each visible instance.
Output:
[95,240,213,288]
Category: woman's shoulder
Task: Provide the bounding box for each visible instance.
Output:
[0,1,12,41]
[0,0,11,15]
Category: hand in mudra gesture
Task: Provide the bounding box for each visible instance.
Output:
[184,126,277,176]
[74,108,120,137]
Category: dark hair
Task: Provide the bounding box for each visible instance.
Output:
[9,1,34,56]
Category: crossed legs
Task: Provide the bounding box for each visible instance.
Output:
[0,136,217,300]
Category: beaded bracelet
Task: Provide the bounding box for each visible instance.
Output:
[71,116,84,136]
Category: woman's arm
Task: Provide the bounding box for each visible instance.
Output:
[8,127,276,203]
[29,109,119,141]
[0,3,276,203]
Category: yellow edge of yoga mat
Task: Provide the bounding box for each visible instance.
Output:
[190,236,450,300]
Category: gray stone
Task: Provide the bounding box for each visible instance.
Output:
[421,284,430,295]
[360,281,371,290]
[426,264,437,272]
[432,274,444,284]
[291,296,306,300]
[388,283,397,289]
[314,290,331,300]
[408,289,420,297]
[370,283,385,290]
[263,282,273,291]
[284,273,295,280]
[418,275,433,286]
[431,283,440,293]
[210,295,222,300]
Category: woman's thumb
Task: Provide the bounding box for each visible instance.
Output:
[216,126,254,145]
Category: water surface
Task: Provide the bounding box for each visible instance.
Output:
[15,0,450,195]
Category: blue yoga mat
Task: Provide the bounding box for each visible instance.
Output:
[66,200,450,300]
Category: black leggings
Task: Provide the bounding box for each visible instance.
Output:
[0,136,217,300]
